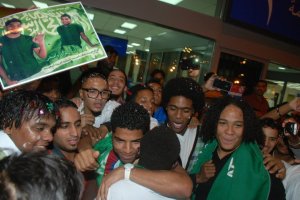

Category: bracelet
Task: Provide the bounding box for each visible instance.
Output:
[276,106,282,118]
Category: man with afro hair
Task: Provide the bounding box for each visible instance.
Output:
[162,77,205,174]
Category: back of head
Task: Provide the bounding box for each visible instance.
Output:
[139,126,180,170]
[0,90,58,130]
[111,102,150,134]
[0,151,83,200]
[162,77,204,113]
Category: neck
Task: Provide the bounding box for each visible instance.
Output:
[61,151,76,162]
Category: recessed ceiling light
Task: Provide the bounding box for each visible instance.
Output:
[1,3,16,8]
[121,22,137,29]
[278,67,286,70]
[131,43,141,46]
[114,29,126,34]
[145,49,149,52]
[158,0,183,5]
[32,1,48,8]
[145,37,152,41]
[127,45,133,48]
[86,12,94,21]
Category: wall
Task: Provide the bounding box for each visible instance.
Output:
[65,0,300,71]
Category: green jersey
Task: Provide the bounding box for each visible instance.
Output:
[0,35,40,81]
[57,23,84,48]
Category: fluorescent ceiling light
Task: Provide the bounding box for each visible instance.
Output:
[158,0,183,5]
[114,29,126,34]
[145,49,149,52]
[32,1,48,8]
[158,32,167,36]
[1,3,16,8]
[145,37,152,41]
[131,43,140,46]
[121,22,137,29]
[278,67,286,70]
[127,45,133,48]
[86,12,94,21]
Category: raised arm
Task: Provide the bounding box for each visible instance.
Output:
[98,164,193,200]
[33,33,47,58]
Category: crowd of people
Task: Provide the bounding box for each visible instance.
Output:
[0,56,300,200]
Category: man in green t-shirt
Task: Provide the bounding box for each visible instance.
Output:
[57,13,95,49]
[0,18,47,85]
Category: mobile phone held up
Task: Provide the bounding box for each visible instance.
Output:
[213,79,245,97]
[284,122,299,136]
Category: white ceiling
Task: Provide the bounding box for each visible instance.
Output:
[0,0,217,53]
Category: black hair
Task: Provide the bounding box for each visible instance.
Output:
[0,90,58,130]
[104,45,118,56]
[80,68,107,86]
[201,96,263,145]
[126,84,153,102]
[108,68,128,86]
[260,118,280,130]
[54,98,78,128]
[5,18,22,27]
[36,76,61,94]
[61,13,71,19]
[111,102,150,134]
[139,126,180,170]
[150,69,165,79]
[162,77,204,113]
[0,151,83,200]
[147,78,161,86]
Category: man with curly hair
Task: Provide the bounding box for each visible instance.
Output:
[0,90,57,159]
[162,77,205,173]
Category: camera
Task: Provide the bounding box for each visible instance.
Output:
[284,122,298,136]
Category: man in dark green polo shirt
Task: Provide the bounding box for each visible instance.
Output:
[0,18,47,85]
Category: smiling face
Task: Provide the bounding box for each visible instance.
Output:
[6,115,56,152]
[79,77,108,114]
[54,107,82,152]
[166,96,194,134]
[135,89,155,116]
[148,82,162,107]
[262,126,279,154]
[61,16,71,26]
[108,70,127,97]
[112,127,143,164]
[216,104,244,158]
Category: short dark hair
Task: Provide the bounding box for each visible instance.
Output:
[126,84,153,102]
[0,90,58,130]
[108,68,128,86]
[80,68,107,86]
[55,98,78,128]
[150,69,165,79]
[139,126,180,170]
[111,102,150,134]
[260,118,280,130]
[0,151,83,200]
[201,96,263,144]
[162,77,204,113]
[147,78,161,86]
[5,18,22,27]
[61,13,71,19]
[104,45,118,56]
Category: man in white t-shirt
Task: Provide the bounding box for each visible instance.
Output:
[0,90,57,159]
[107,126,180,200]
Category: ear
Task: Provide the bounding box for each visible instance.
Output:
[4,126,13,135]
[79,89,84,99]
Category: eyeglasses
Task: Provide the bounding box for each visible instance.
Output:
[81,88,111,99]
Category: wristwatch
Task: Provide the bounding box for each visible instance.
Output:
[124,163,134,180]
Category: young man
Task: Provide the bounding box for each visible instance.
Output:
[107,69,127,104]
[0,90,57,159]
[243,80,269,117]
[51,99,82,162]
[74,102,193,200]
[57,13,95,49]
[0,18,47,84]
[0,151,83,200]
[107,126,180,200]
[75,69,120,128]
